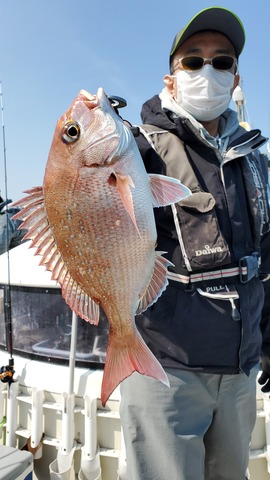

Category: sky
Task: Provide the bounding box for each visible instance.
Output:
[0,0,269,201]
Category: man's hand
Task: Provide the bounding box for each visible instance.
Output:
[258,357,270,392]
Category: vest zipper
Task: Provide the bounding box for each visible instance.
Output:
[171,203,192,271]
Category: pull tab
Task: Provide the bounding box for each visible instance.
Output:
[229,298,241,321]
[196,286,241,321]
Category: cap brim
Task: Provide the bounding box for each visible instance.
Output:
[170,7,245,59]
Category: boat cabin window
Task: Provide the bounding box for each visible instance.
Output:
[0,285,108,367]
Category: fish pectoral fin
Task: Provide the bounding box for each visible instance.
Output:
[137,252,173,314]
[101,330,169,406]
[12,187,100,325]
[112,172,140,235]
[149,173,191,208]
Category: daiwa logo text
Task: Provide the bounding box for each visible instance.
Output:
[195,245,223,256]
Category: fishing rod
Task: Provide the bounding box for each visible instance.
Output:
[0,79,15,385]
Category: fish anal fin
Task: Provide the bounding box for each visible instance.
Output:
[101,330,169,406]
[137,251,173,314]
[149,174,191,207]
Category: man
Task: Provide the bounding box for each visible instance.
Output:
[120,7,270,480]
[0,195,26,254]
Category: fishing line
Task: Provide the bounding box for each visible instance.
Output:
[0,79,14,383]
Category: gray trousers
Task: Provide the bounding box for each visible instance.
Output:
[119,366,258,480]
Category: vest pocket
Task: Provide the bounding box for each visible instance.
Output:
[174,193,231,270]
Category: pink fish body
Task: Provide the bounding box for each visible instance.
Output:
[13,88,191,405]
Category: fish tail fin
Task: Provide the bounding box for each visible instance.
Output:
[101,331,169,406]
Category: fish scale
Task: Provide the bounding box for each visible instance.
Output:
[12,87,191,405]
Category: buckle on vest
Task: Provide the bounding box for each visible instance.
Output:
[239,253,259,283]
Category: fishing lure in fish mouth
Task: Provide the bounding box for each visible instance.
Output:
[12,87,192,405]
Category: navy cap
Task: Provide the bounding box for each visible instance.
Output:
[170,7,245,61]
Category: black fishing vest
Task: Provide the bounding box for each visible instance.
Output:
[139,124,269,286]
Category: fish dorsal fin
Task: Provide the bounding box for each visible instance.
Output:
[149,173,191,208]
[59,270,100,324]
[12,187,100,325]
[137,252,173,314]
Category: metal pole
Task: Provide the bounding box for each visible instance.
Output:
[0,79,14,367]
[68,311,78,395]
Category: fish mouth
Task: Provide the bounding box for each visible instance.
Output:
[78,88,123,159]
[79,89,99,109]
[80,89,96,101]
[79,87,113,112]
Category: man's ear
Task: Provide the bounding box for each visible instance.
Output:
[164,74,176,96]
[232,74,240,93]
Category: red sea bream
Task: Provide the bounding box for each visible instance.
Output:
[13,88,191,405]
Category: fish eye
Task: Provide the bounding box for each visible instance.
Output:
[62,121,80,143]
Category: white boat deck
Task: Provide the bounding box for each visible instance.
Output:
[0,354,270,479]
[0,244,270,478]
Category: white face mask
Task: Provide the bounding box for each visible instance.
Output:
[174,64,235,121]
